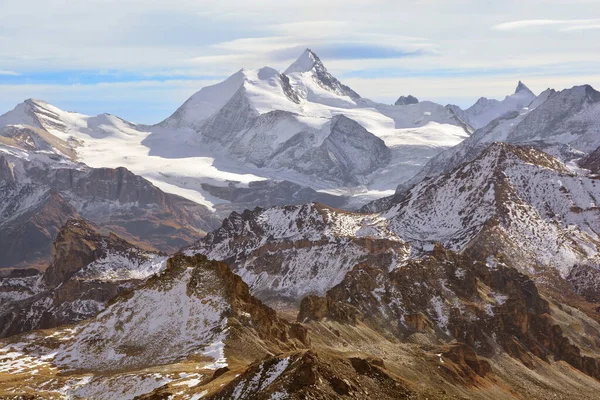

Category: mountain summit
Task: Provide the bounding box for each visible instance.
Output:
[284,48,321,74]
[284,48,361,99]
[515,80,534,95]
[461,81,537,129]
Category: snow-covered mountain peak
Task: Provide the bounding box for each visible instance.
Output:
[463,82,537,129]
[284,48,320,75]
[284,49,361,102]
[0,48,476,214]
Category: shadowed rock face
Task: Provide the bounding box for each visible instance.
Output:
[43,219,155,287]
[0,154,220,269]
[580,145,600,174]
[0,219,166,338]
[281,115,391,186]
[0,155,14,183]
[201,179,349,218]
[0,188,80,269]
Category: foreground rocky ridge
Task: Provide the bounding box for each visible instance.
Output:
[299,246,600,382]
[3,219,600,398]
[4,248,600,399]
[0,219,167,338]
[0,254,308,398]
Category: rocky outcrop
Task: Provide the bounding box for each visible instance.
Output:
[394,95,419,106]
[3,254,307,374]
[206,351,412,400]
[567,263,600,303]
[44,219,154,287]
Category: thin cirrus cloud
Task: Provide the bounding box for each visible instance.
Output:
[494,18,600,31]
[269,44,431,63]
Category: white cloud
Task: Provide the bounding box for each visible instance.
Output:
[561,24,600,31]
[494,18,600,31]
[0,70,19,76]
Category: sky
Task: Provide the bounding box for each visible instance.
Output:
[0,0,599,123]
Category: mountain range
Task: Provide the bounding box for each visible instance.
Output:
[2,49,600,399]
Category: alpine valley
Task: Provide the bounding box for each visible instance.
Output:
[2,49,600,399]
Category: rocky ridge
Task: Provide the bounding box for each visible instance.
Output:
[0,219,167,338]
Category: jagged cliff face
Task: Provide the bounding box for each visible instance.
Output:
[190,203,409,304]
[0,219,167,338]
[284,49,361,100]
[386,143,600,277]
[198,97,391,185]
[581,145,600,175]
[0,152,220,269]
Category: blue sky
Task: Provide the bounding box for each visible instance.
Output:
[1,0,599,123]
